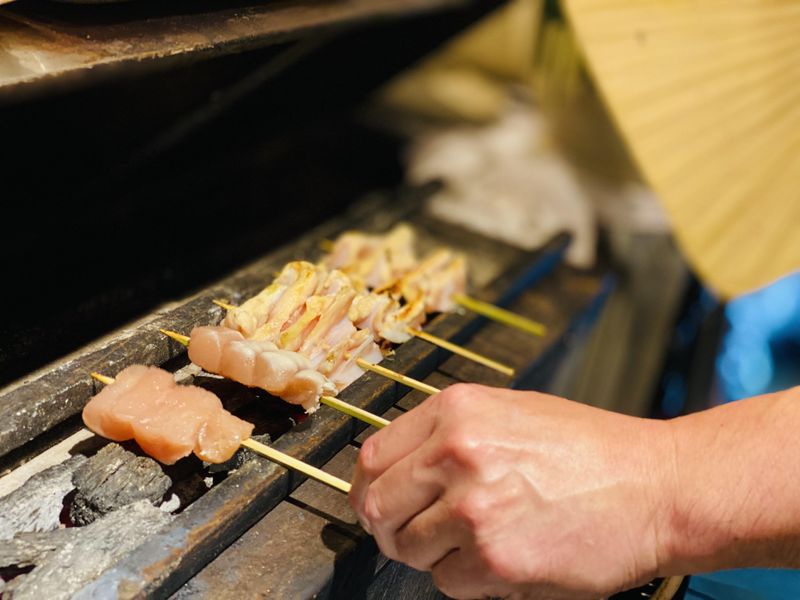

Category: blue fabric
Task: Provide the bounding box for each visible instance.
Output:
[687,569,800,600]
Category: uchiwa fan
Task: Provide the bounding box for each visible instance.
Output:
[562,0,800,299]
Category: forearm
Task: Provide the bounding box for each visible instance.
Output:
[660,385,800,574]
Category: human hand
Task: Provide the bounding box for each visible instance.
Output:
[349,384,675,599]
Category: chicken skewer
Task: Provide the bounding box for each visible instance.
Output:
[89,371,351,494]
[159,328,432,428]
[322,225,547,337]
[216,263,514,376]
[196,311,443,396]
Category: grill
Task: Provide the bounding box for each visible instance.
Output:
[0,1,617,597]
[0,190,607,596]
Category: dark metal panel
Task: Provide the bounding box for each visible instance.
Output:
[0,0,487,97]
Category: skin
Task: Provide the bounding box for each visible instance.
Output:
[349,383,800,599]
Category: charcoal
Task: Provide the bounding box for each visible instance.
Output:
[167,472,212,510]
[206,433,272,474]
[0,455,87,541]
[70,443,171,526]
[0,500,171,599]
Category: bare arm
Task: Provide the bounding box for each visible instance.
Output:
[663,386,800,574]
[349,383,800,599]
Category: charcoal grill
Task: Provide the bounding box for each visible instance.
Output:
[0,1,632,597]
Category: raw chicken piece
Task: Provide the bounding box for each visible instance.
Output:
[188,326,336,412]
[282,369,335,411]
[322,232,375,272]
[250,262,322,342]
[254,347,309,392]
[425,253,467,313]
[348,293,427,344]
[379,297,427,342]
[329,329,385,390]
[186,326,243,373]
[322,223,418,289]
[83,365,174,443]
[82,365,253,465]
[196,410,256,464]
[295,287,357,356]
[223,263,301,336]
[395,248,467,312]
[348,293,395,338]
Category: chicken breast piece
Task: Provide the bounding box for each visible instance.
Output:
[188,326,243,373]
[196,409,255,464]
[83,365,175,443]
[82,365,253,465]
[282,368,337,413]
[188,326,335,413]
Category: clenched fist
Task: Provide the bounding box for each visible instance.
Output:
[349,384,675,599]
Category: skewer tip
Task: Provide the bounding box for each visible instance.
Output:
[90,372,115,385]
[159,329,191,346]
[212,299,237,311]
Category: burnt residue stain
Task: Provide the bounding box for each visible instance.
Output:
[0,563,36,588]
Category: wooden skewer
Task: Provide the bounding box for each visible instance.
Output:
[213,299,236,310]
[90,372,352,494]
[355,359,440,395]
[158,329,390,430]
[452,293,547,337]
[407,328,515,377]
[214,299,514,376]
[319,396,389,429]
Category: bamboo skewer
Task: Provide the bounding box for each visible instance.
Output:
[213,299,515,376]
[318,395,389,429]
[90,372,352,494]
[407,328,514,377]
[452,294,547,337]
[212,299,236,310]
[158,329,391,430]
[355,359,440,395]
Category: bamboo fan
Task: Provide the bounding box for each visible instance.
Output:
[562,0,800,299]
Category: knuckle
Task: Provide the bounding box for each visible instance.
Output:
[436,383,477,412]
[362,488,384,525]
[452,491,489,529]
[357,435,380,478]
[440,429,481,471]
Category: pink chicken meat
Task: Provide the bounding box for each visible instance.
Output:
[83,365,253,465]
[188,325,337,412]
[220,263,386,394]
